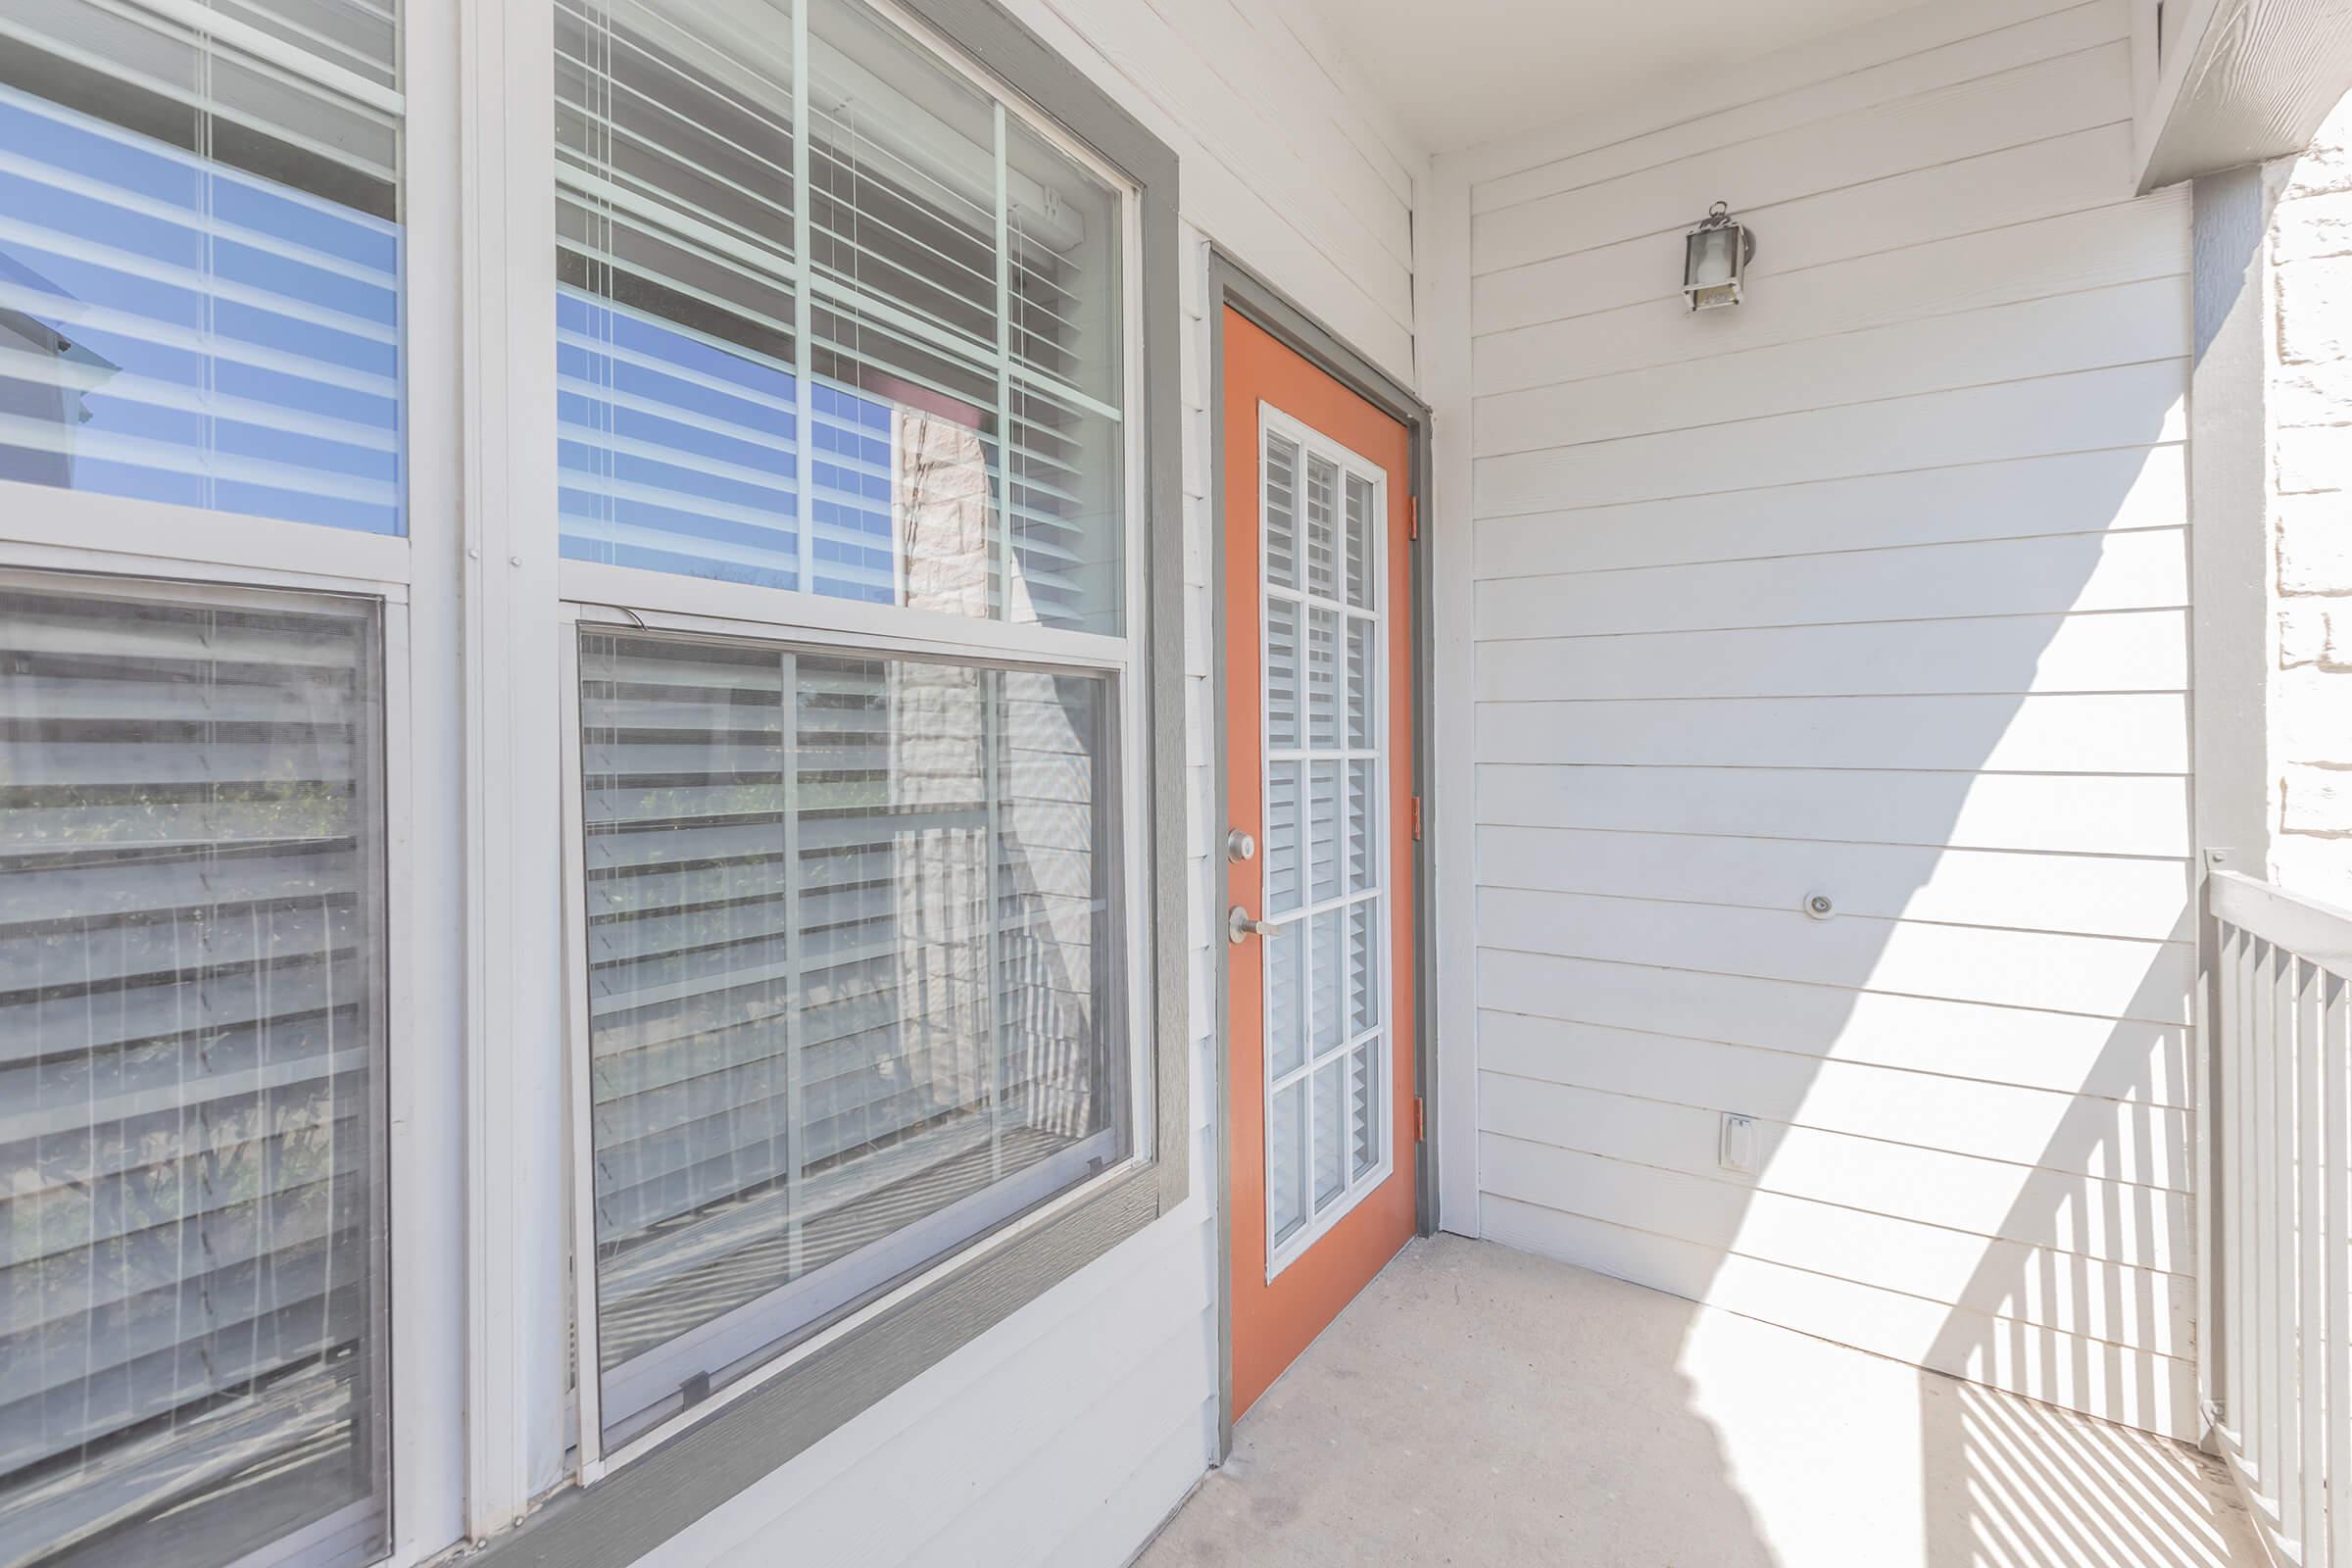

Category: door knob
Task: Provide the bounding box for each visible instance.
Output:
[1228,905,1271,945]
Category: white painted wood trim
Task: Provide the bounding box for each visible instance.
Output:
[459,0,569,1531]
[1418,151,1480,1238]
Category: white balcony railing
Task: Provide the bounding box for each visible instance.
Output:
[2210,869,2352,1567]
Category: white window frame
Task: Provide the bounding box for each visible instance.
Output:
[1253,402,1396,1284]
[542,0,1160,1483]
[557,607,1147,1479]
[0,0,476,1556]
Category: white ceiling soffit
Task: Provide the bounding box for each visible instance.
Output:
[1305,0,1926,154]
[2136,0,2352,191]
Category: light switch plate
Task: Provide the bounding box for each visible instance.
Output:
[1719,1112,1758,1175]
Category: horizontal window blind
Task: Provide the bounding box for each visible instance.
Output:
[557,0,1125,633]
[578,629,1117,1443]
[0,0,404,534]
[0,574,388,1568]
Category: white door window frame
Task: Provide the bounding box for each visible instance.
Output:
[1251,402,1396,1283]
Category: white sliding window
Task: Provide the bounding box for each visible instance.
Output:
[575,633,1120,1444]
[0,1,410,1564]
[555,0,1146,1461]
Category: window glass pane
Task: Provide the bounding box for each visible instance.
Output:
[1345,614,1372,751]
[1265,915,1302,1081]
[808,292,997,608]
[1263,760,1301,918]
[557,0,1128,635]
[1264,596,1298,752]
[1312,1058,1344,1211]
[0,574,388,1568]
[1349,1040,1378,1180]
[1343,472,1374,610]
[1310,905,1343,1057]
[1305,606,1338,750]
[1006,380,1119,635]
[578,628,1126,1444]
[1303,452,1338,601]
[558,0,802,586]
[1262,432,1298,591]
[1308,757,1340,904]
[1348,899,1377,1035]
[808,0,996,350]
[1268,1078,1304,1248]
[1006,118,1119,410]
[1346,758,1374,893]
[1,0,405,534]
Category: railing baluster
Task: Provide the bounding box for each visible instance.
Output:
[2225,921,2247,1446]
[2324,973,2342,1568]
[2257,935,2278,1499]
[2279,940,2303,1541]
[2304,954,2327,1562]
[2328,970,2352,1568]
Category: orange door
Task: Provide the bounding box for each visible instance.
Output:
[1223,307,1417,1419]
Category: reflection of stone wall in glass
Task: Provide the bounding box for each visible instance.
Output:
[997,671,1106,1144]
[896,409,995,619]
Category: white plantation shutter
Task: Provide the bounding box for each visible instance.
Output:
[0,575,387,1568]
[557,0,1125,632]
[577,630,1113,1441]
[0,0,404,535]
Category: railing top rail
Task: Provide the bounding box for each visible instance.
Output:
[2212,868,2352,975]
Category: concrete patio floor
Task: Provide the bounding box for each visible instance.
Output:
[1136,1234,2259,1568]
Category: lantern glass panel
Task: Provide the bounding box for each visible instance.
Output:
[1688,224,1739,290]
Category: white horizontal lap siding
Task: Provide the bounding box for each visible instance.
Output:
[1454,0,2197,1437]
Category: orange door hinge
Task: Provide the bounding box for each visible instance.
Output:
[1407,495,1420,541]
[1414,1097,1427,1143]
[1410,795,1424,842]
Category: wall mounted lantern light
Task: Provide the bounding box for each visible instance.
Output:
[1684,201,1756,311]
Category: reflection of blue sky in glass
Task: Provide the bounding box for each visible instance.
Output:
[558,286,901,601]
[0,83,403,535]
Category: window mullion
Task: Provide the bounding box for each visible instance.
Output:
[793,0,815,596]
[993,98,1011,626]
[983,665,1006,1181]
[781,646,808,1275]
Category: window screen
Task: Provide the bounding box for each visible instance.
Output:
[0,575,389,1568]
[555,0,1125,632]
[578,629,1121,1444]
[0,0,405,535]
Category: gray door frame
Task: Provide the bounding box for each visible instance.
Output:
[1206,249,1436,1461]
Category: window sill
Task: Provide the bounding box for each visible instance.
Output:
[462,1161,1173,1567]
